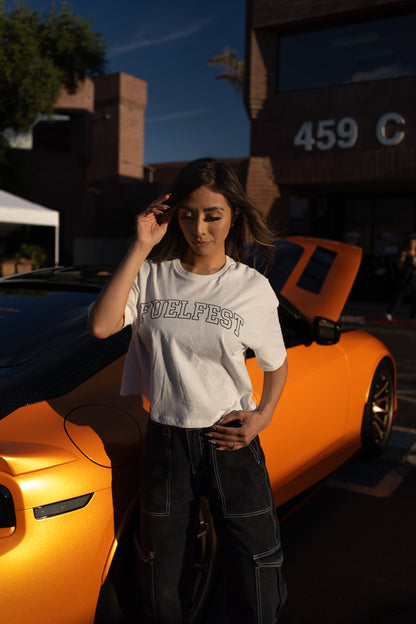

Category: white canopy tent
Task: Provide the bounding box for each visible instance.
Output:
[0,189,60,263]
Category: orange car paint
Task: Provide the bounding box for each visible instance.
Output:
[281,237,362,323]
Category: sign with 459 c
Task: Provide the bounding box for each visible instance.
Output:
[293,113,406,151]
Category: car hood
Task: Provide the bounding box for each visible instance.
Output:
[278,236,362,323]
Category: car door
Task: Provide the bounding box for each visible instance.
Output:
[247,237,361,500]
[248,333,350,499]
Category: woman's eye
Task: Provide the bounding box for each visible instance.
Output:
[178,212,221,221]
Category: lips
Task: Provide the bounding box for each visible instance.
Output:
[193,240,211,248]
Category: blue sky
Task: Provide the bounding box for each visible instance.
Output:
[13,0,250,164]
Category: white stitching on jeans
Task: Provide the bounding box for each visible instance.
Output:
[211,444,272,518]
[248,439,261,464]
[134,536,159,620]
[255,566,262,624]
[253,543,283,624]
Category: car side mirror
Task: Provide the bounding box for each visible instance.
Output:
[313,316,340,345]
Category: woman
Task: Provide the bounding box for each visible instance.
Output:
[386,233,416,320]
[88,158,288,623]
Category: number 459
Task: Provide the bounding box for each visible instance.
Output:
[294,118,358,151]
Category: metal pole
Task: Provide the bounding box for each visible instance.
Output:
[54,223,60,265]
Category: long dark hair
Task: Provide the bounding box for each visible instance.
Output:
[148,158,275,265]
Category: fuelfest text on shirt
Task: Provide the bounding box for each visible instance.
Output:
[138,299,244,337]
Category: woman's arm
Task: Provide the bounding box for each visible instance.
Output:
[87,194,171,339]
[87,241,152,339]
[207,358,288,451]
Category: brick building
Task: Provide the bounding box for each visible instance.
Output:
[244,0,416,297]
[5,72,155,265]
[4,71,250,268]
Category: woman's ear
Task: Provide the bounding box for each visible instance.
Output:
[231,207,240,226]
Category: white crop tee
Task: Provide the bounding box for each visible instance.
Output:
[121,256,286,428]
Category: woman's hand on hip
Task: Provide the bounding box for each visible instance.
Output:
[205,362,288,451]
[205,409,272,451]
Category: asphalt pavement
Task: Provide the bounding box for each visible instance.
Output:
[279,303,416,624]
[278,440,416,624]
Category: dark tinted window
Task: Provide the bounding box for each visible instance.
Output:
[296,246,337,294]
[0,289,94,367]
[278,14,416,91]
[247,240,310,350]
[0,284,130,418]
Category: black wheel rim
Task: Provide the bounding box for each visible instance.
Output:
[368,367,394,448]
[191,498,217,622]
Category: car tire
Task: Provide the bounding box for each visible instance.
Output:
[95,497,217,624]
[190,497,218,622]
[361,360,394,455]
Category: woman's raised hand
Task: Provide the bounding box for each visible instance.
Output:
[135,194,172,249]
[88,193,173,340]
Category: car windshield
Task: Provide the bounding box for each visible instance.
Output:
[0,288,94,367]
[0,283,130,419]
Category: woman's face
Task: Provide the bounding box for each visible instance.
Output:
[176,185,234,260]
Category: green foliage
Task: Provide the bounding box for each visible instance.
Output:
[0,0,107,133]
[0,135,13,186]
[207,47,245,93]
[38,2,107,93]
[15,242,48,267]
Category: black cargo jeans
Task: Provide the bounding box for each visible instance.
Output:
[137,420,287,624]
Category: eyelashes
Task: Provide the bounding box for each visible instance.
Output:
[178,213,222,222]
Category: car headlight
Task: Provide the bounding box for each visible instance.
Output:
[33,493,94,520]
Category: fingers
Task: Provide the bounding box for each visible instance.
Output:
[205,411,260,450]
[143,193,171,217]
[206,433,241,451]
[134,194,173,247]
[206,423,246,451]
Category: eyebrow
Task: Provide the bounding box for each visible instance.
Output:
[178,206,225,212]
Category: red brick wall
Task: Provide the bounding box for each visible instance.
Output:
[55,77,95,113]
[8,72,151,262]
[250,76,416,186]
[88,72,147,182]
[249,0,415,29]
[118,73,147,179]
[245,156,279,211]
[151,158,249,193]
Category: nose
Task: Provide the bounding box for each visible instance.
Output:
[193,214,207,237]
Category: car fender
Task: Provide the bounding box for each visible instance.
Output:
[336,329,396,439]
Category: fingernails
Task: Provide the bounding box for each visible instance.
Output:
[206,439,225,451]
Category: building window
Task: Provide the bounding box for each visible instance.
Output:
[278,13,416,92]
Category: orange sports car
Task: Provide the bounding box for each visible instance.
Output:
[0,237,396,623]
